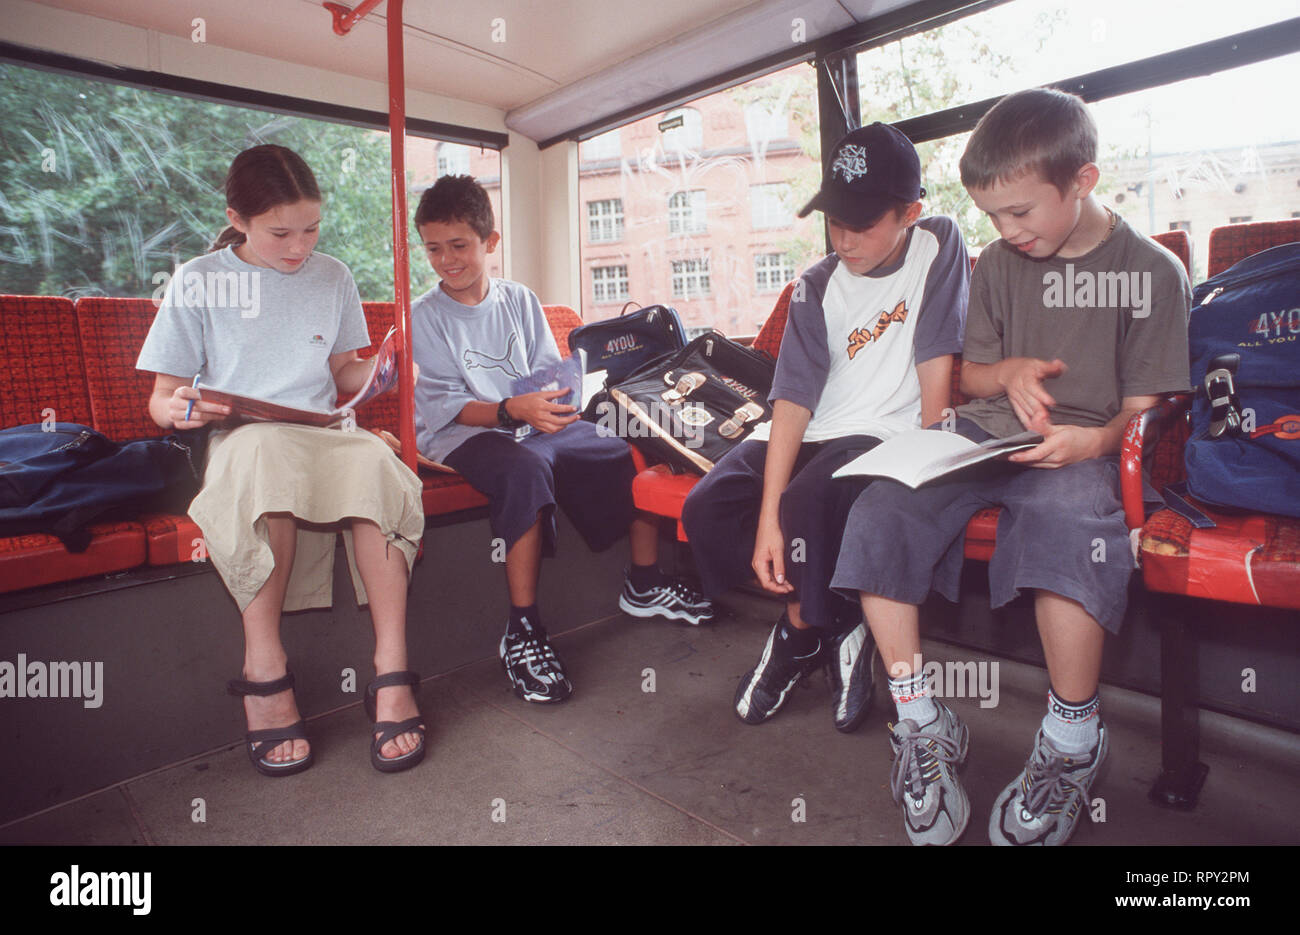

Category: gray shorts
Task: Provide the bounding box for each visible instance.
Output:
[830,428,1140,634]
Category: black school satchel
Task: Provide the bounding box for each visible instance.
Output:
[598,331,775,474]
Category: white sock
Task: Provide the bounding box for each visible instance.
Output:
[890,669,937,726]
[1041,689,1100,755]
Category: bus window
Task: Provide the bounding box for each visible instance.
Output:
[576,62,822,338]
[0,62,502,301]
[854,0,1300,279]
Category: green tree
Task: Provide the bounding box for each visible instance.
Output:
[0,63,420,301]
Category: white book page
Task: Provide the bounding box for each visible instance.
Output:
[831,429,1042,487]
[832,430,978,486]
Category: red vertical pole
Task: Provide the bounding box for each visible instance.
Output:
[386,0,417,472]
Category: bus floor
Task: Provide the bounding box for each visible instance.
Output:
[1,589,1296,846]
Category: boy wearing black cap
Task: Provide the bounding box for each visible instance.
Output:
[681,123,969,731]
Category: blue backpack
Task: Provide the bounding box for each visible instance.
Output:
[0,423,207,551]
[1185,242,1300,518]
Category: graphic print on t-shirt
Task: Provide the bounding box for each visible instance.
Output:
[846,300,908,360]
[463,331,524,379]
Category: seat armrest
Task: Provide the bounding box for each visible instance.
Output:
[1120,393,1191,530]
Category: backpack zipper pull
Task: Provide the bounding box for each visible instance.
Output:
[1199,287,1224,306]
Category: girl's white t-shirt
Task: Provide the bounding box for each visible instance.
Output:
[137,247,370,413]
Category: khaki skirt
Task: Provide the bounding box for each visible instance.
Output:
[189,423,425,613]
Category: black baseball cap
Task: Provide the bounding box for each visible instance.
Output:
[797,122,925,227]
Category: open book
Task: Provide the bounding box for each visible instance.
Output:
[197,327,400,427]
[831,429,1043,488]
[508,350,605,410]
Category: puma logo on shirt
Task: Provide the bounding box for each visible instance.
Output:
[464,332,524,379]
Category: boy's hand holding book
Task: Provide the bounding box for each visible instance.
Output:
[508,390,580,434]
[1008,422,1104,469]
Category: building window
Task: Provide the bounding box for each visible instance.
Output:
[750,183,793,230]
[581,129,622,162]
[592,265,630,303]
[437,143,471,177]
[661,107,703,152]
[745,102,789,146]
[668,191,707,235]
[1229,216,1253,224]
[754,253,795,293]
[588,199,624,242]
[671,258,711,299]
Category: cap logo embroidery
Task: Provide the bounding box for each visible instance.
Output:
[833,143,869,183]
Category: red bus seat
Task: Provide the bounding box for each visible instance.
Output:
[0,296,146,591]
[1122,219,1300,810]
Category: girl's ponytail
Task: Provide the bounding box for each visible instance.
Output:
[208,225,246,253]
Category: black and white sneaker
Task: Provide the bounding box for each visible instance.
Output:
[733,615,824,724]
[618,576,716,626]
[828,620,875,733]
[499,618,573,704]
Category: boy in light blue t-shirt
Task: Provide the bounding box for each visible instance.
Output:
[410,175,715,705]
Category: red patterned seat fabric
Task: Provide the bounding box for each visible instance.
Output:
[0,521,147,593]
[543,304,583,357]
[1150,229,1192,279]
[0,295,93,428]
[75,297,163,441]
[1141,504,1300,610]
[1207,219,1300,277]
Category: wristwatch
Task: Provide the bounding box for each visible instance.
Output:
[497,398,521,428]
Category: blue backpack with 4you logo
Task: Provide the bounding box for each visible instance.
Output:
[1185,242,1300,518]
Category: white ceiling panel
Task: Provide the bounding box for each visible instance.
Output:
[8,0,931,141]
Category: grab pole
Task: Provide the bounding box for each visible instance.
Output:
[325,0,417,472]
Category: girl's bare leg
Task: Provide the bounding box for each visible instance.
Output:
[239,513,308,764]
[352,519,422,759]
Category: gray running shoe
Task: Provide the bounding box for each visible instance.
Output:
[889,702,971,846]
[989,725,1109,846]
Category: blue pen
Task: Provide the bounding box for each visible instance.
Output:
[183,374,200,422]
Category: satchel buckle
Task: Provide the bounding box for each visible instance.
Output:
[662,372,706,405]
[1204,353,1243,439]
[719,402,764,439]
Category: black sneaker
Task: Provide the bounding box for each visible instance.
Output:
[618,576,716,626]
[499,618,573,704]
[733,615,824,724]
[828,620,875,733]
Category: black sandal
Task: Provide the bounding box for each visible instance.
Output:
[227,671,314,777]
[364,671,426,774]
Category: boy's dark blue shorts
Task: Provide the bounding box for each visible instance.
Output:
[830,420,1147,634]
[443,421,635,557]
[680,434,880,631]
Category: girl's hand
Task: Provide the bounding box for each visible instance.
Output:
[752,517,793,595]
[508,390,579,434]
[169,384,229,429]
